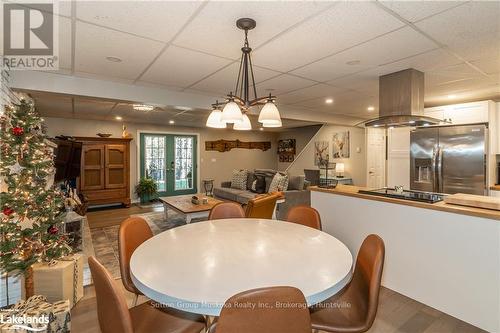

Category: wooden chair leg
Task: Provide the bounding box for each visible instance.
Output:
[132,293,139,306]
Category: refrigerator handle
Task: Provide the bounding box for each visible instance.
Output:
[437,147,443,193]
[431,146,438,192]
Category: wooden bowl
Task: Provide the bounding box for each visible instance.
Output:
[97,133,112,138]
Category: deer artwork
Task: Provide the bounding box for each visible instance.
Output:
[315,141,329,166]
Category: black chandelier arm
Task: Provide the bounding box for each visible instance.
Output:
[248,52,258,101]
[234,52,244,98]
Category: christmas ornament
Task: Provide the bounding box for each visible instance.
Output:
[12,126,24,136]
[48,225,59,235]
[3,207,14,216]
[8,161,24,175]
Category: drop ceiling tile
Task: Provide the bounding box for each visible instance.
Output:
[74,21,164,80]
[256,74,316,95]
[33,93,73,117]
[378,1,467,23]
[74,98,116,117]
[292,90,369,110]
[469,58,500,76]
[174,1,331,59]
[140,46,232,88]
[415,2,500,61]
[278,84,348,105]
[292,27,437,82]
[252,1,405,72]
[76,1,203,42]
[190,62,282,95]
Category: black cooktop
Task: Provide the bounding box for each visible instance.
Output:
[359,188,445,204]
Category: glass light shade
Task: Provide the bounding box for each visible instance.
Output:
[221,101,243,123]
[233,113,252,130]
[206,109,226,128]
[258,101,282,127]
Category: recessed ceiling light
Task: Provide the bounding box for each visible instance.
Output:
[115,116,122,120]
[388,126,394,130]
[259,127,264,131]
[175,106,193,111]
[346,60,361,66]
[169,120,175,125]
[447,94,456,99]
[409,120,416,124]
[105,56,122,63]
[367,106,375,111]
[325,98,334,104]
[423,123,430,127]
[133,104,154,112]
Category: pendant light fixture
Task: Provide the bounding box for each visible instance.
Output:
[206,101,226,128]
[206,18,282,130]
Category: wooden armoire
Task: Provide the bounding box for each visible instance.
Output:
[76,137,132,207]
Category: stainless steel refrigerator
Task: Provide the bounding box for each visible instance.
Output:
[410,124,487,195]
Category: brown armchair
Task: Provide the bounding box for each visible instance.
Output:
[245,192,282,219]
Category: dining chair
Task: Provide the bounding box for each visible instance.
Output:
[208,202,245,220]
[88,256,205,333]
[245,192,281,219]
[212,286,312,333]
[304,169,320,186]
[118,217,153,306]
[310,234,385,333]
[286,205,322,230]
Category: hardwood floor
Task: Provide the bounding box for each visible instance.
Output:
[73,205,485,333]
[86,203,163,229]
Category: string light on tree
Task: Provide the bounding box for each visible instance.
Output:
[0,98,71,281]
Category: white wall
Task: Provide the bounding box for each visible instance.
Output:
[277,125,321,172]
[313,191,500,332]
[43,117,279,200]
[287,125,366,186]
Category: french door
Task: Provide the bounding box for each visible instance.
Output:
[140,133,197,196]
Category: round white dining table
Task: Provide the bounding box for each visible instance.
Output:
[130,218,353,316]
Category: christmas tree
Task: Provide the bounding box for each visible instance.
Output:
[0,98,70,278]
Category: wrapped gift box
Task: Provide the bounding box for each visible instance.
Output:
[0,295,70,333]
[23,254,84,308]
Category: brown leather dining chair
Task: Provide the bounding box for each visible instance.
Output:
[212,286,312,333]
[286,205,322,230]
[88,256,205,333]
[310,234,385,333]
[208,202,245,220]
[245,192,282,219]
[118,217,153,306]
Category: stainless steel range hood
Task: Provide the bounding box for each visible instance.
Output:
[362,68,442,128]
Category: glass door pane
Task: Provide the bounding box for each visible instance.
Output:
[174,136,194,191]
[144,135,166,192]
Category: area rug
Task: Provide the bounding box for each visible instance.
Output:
[89,211,205,279]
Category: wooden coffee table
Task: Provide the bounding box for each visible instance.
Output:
[159,194,223,224]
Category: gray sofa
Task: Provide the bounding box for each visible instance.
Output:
[213,169,311,220]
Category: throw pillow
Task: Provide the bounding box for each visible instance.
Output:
[268,173,289,193]
[246,171,256,190]
[231,169,248,190]
[250,176,266,194]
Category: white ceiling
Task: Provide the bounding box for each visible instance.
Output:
[24,90,320,131]
[6,0,500,124]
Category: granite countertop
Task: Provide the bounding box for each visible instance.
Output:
[310,185,500,221]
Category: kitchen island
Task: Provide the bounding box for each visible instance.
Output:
[311,185,499,332]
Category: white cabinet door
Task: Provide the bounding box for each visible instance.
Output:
[444,101,489,124]
[424,107,445,121]
[490,190,500,198]
[366,128,386,188]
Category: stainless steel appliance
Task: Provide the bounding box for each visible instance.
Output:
[410,124,487,195]
[359,188,445,203]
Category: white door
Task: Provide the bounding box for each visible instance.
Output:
[366,128,386,188]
